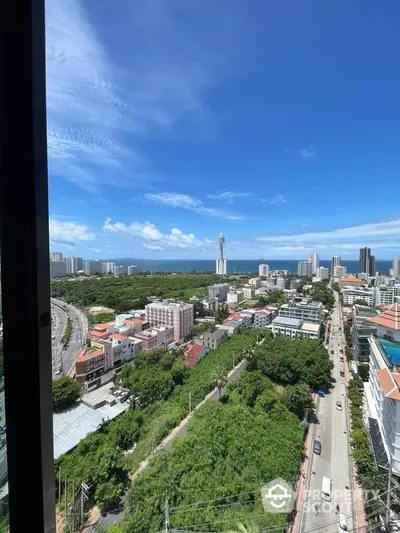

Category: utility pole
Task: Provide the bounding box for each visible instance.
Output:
[386,458,392,528]
[164,490,170,533]
[72,481,75,532]
[64,476,67,518]
[80,484,84,527]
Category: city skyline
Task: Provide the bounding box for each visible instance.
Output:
[46,1,400,260]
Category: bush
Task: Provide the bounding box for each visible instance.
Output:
[53,376,80,412]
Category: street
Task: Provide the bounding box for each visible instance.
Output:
[51,298,88,379]
[300,293,355,533]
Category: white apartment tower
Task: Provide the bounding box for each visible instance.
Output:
[309,253,320,275]
[259,264,270,277]
[393,259,400,277]
[331,256,341,273]
[51,252,63,262]
[216,232,227,275]
[145,300,194,341]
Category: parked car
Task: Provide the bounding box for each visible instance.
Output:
[336,401,342,411]
[313,440,322,455]
[338,513,347,531]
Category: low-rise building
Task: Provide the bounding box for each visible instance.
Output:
[208,283,230,302]
[145,300,194,341]
[374,286,395,306]
[242,285,255,299]
[352,305,378,366]
[261,278,277,287]
[333,265,347,278]
[134,325,174,351]
[202,298,219,312]
[279,297,323,324]
[184,344,209,368]
[316,266,329,280]
[343,287,374,306]
[227,290,244,304]
[339,276,362,289]
[271,316,320,340]
[253,309,277,328]
[276,276,288,289]
[249,277,262,288]
[202,328,228,349]
[75,345,105,385]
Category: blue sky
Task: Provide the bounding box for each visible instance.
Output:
[47,0,400,260]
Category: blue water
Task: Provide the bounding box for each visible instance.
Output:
[105,259,392,275]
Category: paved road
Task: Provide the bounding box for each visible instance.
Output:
[51,303,68,378]
[301,294,355,533]
[51,298,88,378]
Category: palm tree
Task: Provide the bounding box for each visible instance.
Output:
[211,370,228,399]
[225,521,262,533]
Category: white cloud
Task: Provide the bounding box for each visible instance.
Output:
[207,190,252,203]
[298,145,316,160]
[263,193,287,205]
[143,192,244,220]
[88,248,101,253]
[45,0,245,192]
[103,217,215,251]
[49,219,95,246]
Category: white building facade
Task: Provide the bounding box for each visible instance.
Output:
[259,264,270,277]
[227,290,244,304]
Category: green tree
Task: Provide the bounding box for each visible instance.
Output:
[226,522,262,533]
[215,304,229,324]
[358,364,370,382]
[211,370,228,399]
[281,382,314,418]
[53,376,81,412]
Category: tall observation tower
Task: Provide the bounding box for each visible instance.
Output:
[216,232,227,275]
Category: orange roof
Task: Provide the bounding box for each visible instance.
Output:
[376,368,400,400]
[124,319,142,326]
[369,303,400,331]
[109,334,127,341]
[76,347,104,363]
[184,344,207,368]
[341,277,361,283]
[89,330,107,337]
[92,324,108,332]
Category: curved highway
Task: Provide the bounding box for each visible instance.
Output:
[51,298,88,379]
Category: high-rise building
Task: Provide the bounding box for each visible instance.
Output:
[145,300,194,341]
[85,260,103,276]
[208,283,230,301]
[259,264,270,277]
[297,260,312,277]
[333,265,347,278]
[50,261,66,278]
[331,256,341,273]
[309,253,320,275]
[392,259,400,277]
[64,256,83,275]
[128,265,140,275]
[51,252,63,262]
[369,255,376,277]
[216,232,227,275]
[113,265,127,276]
[102,261,115,275]
[359,247,372,275]
[316,266,329,280]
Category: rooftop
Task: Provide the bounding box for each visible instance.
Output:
[76,346,104,363]
[378,338,400,367]
[124,319,143,326]
[369,303,400,330]
[184,344,209,368]
[300,322,320,333]
[203,328,227,339]
[341,277,362,283]
[109,334,128,342]
[354,305,379,318]
[272,316,303,328]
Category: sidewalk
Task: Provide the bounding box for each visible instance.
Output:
[290,394,317,533]
[344,336,368,533]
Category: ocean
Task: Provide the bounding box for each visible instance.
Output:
[106,259,393,275]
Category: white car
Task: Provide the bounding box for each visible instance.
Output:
[338,513,347,531]
[336,401,342,411]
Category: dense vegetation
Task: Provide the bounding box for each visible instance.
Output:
[51,274,221,313]
[308,281,335,310]
[88,312,115,325]
[249,337,333,390]
[61,316,72,345]
[111,381,304,532]
[117,349,189,407]
[108,336,330,532]
[56,330,262,513]
[53,376,81,412]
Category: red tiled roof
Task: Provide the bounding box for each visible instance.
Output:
[76,347,104,363]
[93,323,108,331]
[341,277,361,283]
[184,344,206,368]
[369,303,400,331]
[90,330,107,337]
[376,368,400,400]
[124,319,142,326]
[109,334,127,341]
